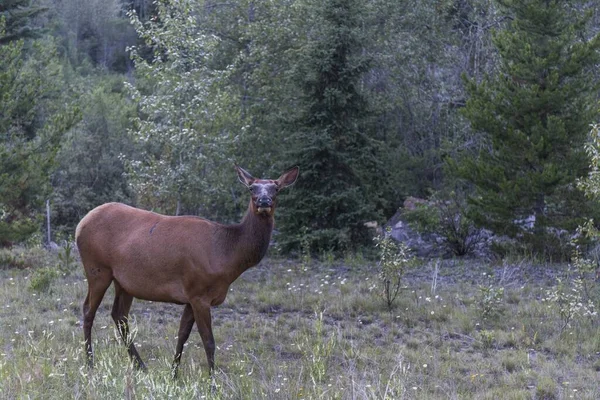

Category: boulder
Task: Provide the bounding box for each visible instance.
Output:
[386,203,446,258]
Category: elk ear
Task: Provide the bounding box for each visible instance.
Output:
[235,165,255,187]
[276,166,299,189]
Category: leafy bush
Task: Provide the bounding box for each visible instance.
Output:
[476,274,505,322]
[404,191,483,256]
[0,249,27,269]
[57,240,76,275]
[374,227,417,311]
[478,329,496,350]
[543,277,596,334]
[0,217,38,246]
[0,246,53,270]
[29,267,59,293]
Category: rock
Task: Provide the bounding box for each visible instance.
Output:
[46,241,60,252]
[387,208,446,258]
[386,198,491,259]
[403,196,428,211]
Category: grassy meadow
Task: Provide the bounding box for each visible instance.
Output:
[1,246,599,399]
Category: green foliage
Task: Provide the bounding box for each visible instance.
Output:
[0,20,79,245]
[0,0,47,44]
[29,267,59,293]
[57,240,75,275]
[127,0,236,217]
[366,1,492,206]
[1,0,599,257]
[544,277,596,335]
[404,191,483,256]
[196,0,298,177]
[50,0,136,71]
[562,124,600,334]
[3,253,600,398]
[277,0,385,253]
[580,123,600,199]
[540,228,599,335]
[478,329,496,350]
[0,248,27,269]
[51,75,135,236]
[453,0,600,256]
[0,216,37,245]
[374,227,416,311]
[476,275,505,322]
[300,312,336,384]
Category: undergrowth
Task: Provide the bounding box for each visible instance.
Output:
[0,246,599,399]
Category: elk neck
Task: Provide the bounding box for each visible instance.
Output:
[216,199,275,281]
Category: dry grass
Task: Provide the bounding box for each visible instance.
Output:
[1,247,599,399]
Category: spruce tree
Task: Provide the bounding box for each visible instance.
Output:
[455,0,600,252]
[0,20,78,245]
[0,0,47,44]
[277,0,384,253]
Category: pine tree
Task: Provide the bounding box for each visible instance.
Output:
[277,0,384,253]
[0,20,78,245]
[0,0,47,44]
[455,0,600,252]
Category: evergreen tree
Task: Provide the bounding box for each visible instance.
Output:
[454,0,600,252]
[0,0,47,44]
[0,22,79,244]
[277,0,384,253]
[51,76,135,236]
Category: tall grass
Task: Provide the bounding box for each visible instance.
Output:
[1,247,599,399]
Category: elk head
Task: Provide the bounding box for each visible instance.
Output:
[236,165,299,215]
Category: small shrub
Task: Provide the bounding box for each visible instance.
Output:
[374,227,417,311]
[478,329,496,350]
[404,190,483,256]
[29,267,59,293]
[476,274,505,322]
[543,277,596,334]
[0,249,27,269]
[571,223,600,300]
[0,246,57,271]
[57,239,76,275]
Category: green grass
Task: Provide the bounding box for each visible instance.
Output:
[1,247,599,399]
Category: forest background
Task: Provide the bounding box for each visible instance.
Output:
[2,0,600,259]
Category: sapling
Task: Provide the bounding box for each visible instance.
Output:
[374,227,416,311]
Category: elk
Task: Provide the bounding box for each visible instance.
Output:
[75,165,299,376]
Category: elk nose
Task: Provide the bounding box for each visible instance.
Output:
[257,197,272,208]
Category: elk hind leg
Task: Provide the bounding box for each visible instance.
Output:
[111,281,146,371]
[171,304,195,378]
[83,269,112,368]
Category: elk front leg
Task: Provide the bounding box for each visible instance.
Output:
[171,304,195,378]
[190,299,215,373]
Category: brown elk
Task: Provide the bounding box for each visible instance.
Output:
[75,165,299,376]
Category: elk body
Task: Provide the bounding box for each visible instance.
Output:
[75,166,299,375]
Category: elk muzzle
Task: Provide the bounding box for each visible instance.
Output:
[256,196,273,213]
